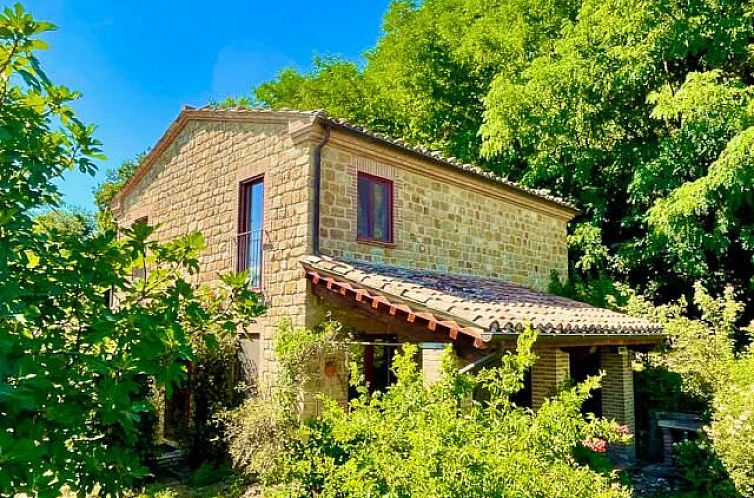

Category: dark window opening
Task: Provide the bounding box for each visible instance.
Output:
[349,336,398,400]
[238,177,264,289]
[357,173,393,243]
[569,346,602,418]
[510,369,532,408]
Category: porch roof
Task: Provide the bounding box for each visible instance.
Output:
[301,255,664,349]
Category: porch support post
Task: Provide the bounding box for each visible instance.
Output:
[601,347,636,461]
[419,342,446,388]
[531,348,570,410]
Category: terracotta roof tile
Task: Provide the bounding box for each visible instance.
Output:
[301,255,663,337]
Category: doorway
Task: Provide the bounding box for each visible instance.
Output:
[349,335,399,399]
[569,346,602,417]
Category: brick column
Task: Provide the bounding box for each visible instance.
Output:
[419,342,446,388]
[601,347,636,461]
[531,348,570,409]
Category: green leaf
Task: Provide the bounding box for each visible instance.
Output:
[24,250,39,269]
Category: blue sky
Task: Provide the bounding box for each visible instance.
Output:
[27,1,389,211]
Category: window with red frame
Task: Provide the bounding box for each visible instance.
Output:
[357,173,393,243]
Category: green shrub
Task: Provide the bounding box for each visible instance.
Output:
[222,394,292,484]
[629,284,754,496]
[190,462,233,487]
[223,318,347,484]
[708,354,754,496]
[625,284,753,496]
[227,325,631,497]
[674,439,737,497]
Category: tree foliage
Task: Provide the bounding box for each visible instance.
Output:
[627,282,741,400]
[33,207,95,238]
[709,351,754,497]
[0,5,263,496]
[626,284,753,495]
[248,0,754,317]
[94,151,147,229]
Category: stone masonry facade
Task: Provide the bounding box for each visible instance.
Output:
[113,111,641,434]
[114,115,318,395]
[318,139,570,292]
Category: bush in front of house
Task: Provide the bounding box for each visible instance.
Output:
[674,438,737,498]
[625,284,754,496]
[222,318,348,486]
[225,325,631,497]
[708,353,754,497]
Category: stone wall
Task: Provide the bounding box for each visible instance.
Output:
[114,116,574,414]
[115,117,315,393]
[318,136,570,291]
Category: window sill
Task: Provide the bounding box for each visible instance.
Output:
[357,237,396,248]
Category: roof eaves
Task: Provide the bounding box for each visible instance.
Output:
[111,106,579,217]
[313,114,580,215]
[302,255,665,339]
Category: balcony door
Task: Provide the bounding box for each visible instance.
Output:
[238,176,264,289]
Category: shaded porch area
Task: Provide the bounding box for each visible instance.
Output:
[301,255,664,459]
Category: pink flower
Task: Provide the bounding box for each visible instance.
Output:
[583,437,608,453]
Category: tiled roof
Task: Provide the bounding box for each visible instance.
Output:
[192,106,579,212]
[301,255,664,343]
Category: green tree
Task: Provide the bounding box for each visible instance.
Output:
[0,5,263,496]
[33,206,95,238]
[94,152,147,229]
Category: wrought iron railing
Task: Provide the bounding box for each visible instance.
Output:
[235,229,263,289]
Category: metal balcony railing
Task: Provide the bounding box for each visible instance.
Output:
[235,229,263,290]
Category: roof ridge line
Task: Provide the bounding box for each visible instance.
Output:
[111,107,579,214]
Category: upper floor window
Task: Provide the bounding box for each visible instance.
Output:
[238,176,264,289]
[357,172,393,243]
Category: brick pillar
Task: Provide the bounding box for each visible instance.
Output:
[419,342,446,388]
[531,348,570,409]
[601,347,636,461]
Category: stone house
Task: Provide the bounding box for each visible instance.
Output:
[111,107,663,458]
